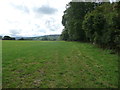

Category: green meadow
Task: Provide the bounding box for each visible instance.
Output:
[0,40,2,89]
[2,40,118,88]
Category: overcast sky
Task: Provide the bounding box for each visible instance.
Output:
[0,0,117,37]
[0,0,72,37]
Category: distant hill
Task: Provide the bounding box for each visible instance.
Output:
[15,37,34,40]
[33,34,60,41]
[15,34,60,41]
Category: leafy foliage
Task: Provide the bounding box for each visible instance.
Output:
[61,2,96,41]
[2,36,15,40]
[61,2,120,53]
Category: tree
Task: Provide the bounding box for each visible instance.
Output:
[61,1,120,53]
[82,2,120,52]
[61,2,97,41]
[18,38,24,40]
[2,36,15,40]
[60,29,69,41]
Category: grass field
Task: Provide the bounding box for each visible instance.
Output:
[0,40,2,89]
[2,40,118,88]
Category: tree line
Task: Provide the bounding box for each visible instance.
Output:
[2,36,16,40]
[60,2,120,53]
[1,35,60,41]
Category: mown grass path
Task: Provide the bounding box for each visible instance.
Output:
[2,41,118,88]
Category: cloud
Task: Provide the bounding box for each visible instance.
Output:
[11,3,29,13]
[45,18,60,31]
[9,29,21,36]
[35,24,40,28]
[34,5,58,15]
[0,0,71,37]
[39,29,46,33]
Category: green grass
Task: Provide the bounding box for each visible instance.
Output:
[2,40,118,88]
[0,40,2,89]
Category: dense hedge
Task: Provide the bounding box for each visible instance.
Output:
[61,2,120,53]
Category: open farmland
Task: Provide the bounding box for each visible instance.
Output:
[2,41,118,88]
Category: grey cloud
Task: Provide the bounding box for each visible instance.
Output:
[45,18,59,31]
[39,29,46,33]
[34,5,58,15]
[9,29,21,37]
[49,24,60,31]
[11,3,29,13]
[45,18,55,26]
